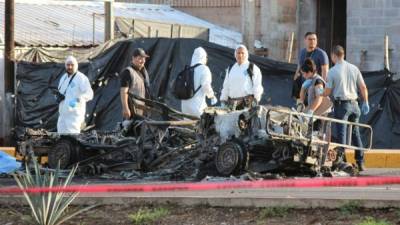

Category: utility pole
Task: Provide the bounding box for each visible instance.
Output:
[241,0,255,54]
[105,0,114,42]
[2,0,15,145]
[5,0,15,93]
[93,13,96,45]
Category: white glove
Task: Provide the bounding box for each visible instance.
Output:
[122,120,132,130]
[302,79,312,89]
[210,97,218,105]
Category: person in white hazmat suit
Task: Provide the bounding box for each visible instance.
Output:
[220,44,263,110]
[181,47,217,117]
[57,56,94,133]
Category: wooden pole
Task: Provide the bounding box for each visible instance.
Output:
[2,0,15,145]
[105,0,114,41]
[92,13,96,45]
[5,0,15,93]
[178,25,182,38]
[287,32,294,63]
[131,19,135,38]
[384,34,390,71]
[241,0,255,54]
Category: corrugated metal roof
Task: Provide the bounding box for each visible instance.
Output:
[0,0,241,47]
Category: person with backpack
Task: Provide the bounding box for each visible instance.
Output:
[180,47,217,117]
[220,44,263,110]
[120,48,151,120]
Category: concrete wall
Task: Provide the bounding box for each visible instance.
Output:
[178,7,241,31]
[296,0,317,57]
[0,49,13,146]
[0,47,20,145]
[261,0,297,62]
[0,49,4,145]
[347,0,400,74]
[178,6,262,41]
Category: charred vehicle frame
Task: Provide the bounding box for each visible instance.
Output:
[199,106,373,177]
[16,96,373,178]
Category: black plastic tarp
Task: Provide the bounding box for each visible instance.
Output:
[15,38,400,149]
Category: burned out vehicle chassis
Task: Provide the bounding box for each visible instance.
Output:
[200,106,373,177]
[17,98,373,179]
[17,96,199,177]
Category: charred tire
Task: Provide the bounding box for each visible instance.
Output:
[215,141,248,176]
[48,139,77,169]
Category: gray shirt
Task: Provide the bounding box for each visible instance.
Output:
[326,60,365,100]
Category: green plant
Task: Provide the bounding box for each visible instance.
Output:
[340,200,362,215]
[13,158,97,225]
[356,216,392,225]
[128,207,169,225]
[259,206,291,218]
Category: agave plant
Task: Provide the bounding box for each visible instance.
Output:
[13,159,97,225]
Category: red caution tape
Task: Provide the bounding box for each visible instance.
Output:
[1,176,400,195]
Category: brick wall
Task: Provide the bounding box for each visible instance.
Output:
[347,0,400,74]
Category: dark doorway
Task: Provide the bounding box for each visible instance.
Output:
[316,0,347,60]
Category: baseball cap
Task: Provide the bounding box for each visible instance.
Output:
[132,48,149,58]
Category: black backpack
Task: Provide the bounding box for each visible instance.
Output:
[172,63,202,100]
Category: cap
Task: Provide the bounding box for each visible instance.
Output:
[133,48,149,58]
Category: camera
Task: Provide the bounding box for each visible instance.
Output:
[54,91,65,103]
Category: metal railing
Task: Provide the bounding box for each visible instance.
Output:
[265,108,373,151]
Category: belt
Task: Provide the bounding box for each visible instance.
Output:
[334,98,356,103]
[228,95,254,101]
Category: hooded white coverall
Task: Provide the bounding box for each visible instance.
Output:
[57,56,94,133]
[181,47,216,117]
[220,45,264,103]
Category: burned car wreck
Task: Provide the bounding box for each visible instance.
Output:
[17,96,201,180]
[200,106,372,177]
[16,96,372,180]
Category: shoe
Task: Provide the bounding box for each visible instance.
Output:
[357,161,365,171]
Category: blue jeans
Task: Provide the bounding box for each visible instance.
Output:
[333,100,364,163]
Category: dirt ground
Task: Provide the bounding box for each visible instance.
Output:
[1,204,400,225]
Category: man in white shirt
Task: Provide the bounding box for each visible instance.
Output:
[220,45,264,110]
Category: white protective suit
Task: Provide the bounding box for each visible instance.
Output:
[181,47,216,117]
[57,56,94,133]
[220,45,264,102]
